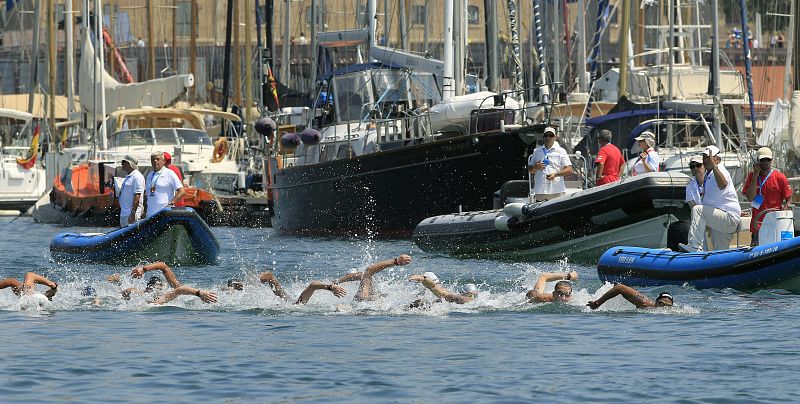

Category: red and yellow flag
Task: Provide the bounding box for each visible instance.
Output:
[16,123,40,170]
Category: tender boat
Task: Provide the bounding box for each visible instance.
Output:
[412,172,691,264]
[50,207,220,266]
[596,236,800,292]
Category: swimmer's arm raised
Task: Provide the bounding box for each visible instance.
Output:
[132,262,181,287]
[333,272,364,284]
[588,284,653,309]
[0,278,22,295]
[364,254,412,274]
[294,281,346,304]
[259,271,289,300]
[526,272,577,302]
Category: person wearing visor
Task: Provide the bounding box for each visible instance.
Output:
[528,127,573,202]
[115,261,217,304]
[526,271,579,303]
[407,272,478,305]
[142,151,185,218]
[587,284,673,310]
[631,131,660,176]
[743,147,791,245]
[118,155,145,227]
[679,145,741,252]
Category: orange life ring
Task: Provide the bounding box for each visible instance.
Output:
[212,137,229,163]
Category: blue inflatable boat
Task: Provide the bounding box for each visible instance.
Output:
[50,207,220,266]
[597,237,800,292]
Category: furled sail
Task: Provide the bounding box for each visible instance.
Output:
[78,35,194,117]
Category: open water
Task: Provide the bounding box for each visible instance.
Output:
[1,215,799,402]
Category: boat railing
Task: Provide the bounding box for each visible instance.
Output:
[373,111,433,145]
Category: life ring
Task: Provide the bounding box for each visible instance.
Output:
[212,137,229,163]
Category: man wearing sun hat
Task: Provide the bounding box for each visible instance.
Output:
[118,154,145,227]
[679,145,741,252]
[527,126,573,201]
[742,146,792,245]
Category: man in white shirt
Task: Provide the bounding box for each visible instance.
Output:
[527,127,573,201]
[680,146,741,252]
[143,151,186,218]
[118,155,146,227]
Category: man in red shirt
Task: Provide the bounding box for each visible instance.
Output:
[743,147,792,244]
[163,152,185,207]
[595,129,624,185]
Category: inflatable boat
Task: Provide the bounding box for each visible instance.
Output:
[412,172,691,264]
[597,236,800,292]
[50,207,220,266]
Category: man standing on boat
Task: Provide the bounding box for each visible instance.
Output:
[595,129,624,185]
[527,127,573,201]
[742,147,792,245]
[679,146,741,252]
[118,155,145,227]
[142,151,186,218]
[631,131,660,176]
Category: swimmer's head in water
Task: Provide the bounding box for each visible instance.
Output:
[227,279,244,291]
[82,286,96,296]
[462,283,479,298]
[552,281,573,302]
[655,292,674,307]
[145,276,164,292]
[18,293,48,310]
[422,272,440,284]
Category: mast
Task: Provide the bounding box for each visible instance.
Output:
[190,0,197,103]
[27,0,42,116]
[368,0,377,62]
[147,0,155,80]
[309,0,318,96]
[739,0,757,136]
[48,0,56,135]
[245,0,253,124]
[234,0,242,107]
[172,0,178,74]
[618,0,630,98]
[399,0,409,50]
[507,0,523,105]
[221,0,234,113]
[484,0,498,92]
[576,0,586,91]
[442,0,454,100]
[792,0,798,93]
[531,0,548,104]
[95,0,107,148]
[454,0,464,96]
[710,0,722,146]
[65,0,76,124]
[668,0,674,101]
[281,0,291,83]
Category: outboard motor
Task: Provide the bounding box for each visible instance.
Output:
[300,128,321,145]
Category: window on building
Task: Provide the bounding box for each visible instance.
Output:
[412,5,426,25]
[176,1,194,37]
[467,5,479,25]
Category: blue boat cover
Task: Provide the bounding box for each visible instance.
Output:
[49,207,220,266]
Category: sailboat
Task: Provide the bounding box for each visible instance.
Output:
[0,109,46,213]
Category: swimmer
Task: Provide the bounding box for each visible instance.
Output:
[331,255,412,301]
[258,271,346,304]
[526,271,579,303]
[117,261,217,304]
[408,272,477,305]
[82,285,102,307]
[587,284,674,310]
[0,272,58,301]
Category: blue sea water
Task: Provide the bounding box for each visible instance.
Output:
[1,215,799,402]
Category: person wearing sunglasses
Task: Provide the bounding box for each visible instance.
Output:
[742,147,792,245]
[685,155,705,208]
[631,131,660,176]
[142,151,186,219]
[526,271,579,303]
[527,127,573,202]
[587,284,673,310]
[407,272,478,305]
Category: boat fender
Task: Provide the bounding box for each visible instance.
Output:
[280,132,302,149]
[503,203,528,218]
[254,117,277,137]
[494,215,515,231]
[300,128,321,145]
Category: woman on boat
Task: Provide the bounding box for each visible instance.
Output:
[631,131,660,176]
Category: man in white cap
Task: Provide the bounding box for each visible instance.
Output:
[118,155,145,227]
[742,146,792,245]
[679,145,741,252]
[527,127,573,201]
[631,130,660,176]
[685,155,705,208]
